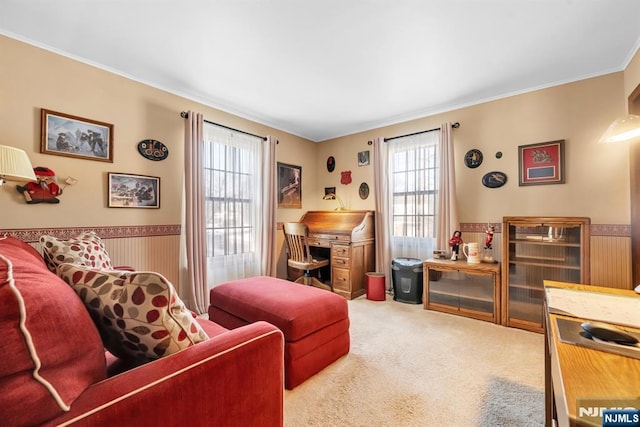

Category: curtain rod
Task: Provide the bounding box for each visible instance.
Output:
[180,111,267,141]
[384,122,460,142]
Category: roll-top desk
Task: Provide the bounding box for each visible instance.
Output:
[296,210,376,300]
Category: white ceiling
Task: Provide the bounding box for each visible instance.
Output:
[2,1,640,142]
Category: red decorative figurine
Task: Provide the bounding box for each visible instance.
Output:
[449,230,463,260]
[485,225,495,249]
[16,166,63,204]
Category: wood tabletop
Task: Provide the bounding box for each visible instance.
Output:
[544,281,640,427]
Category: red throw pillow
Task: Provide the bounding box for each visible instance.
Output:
[0,237,106,426]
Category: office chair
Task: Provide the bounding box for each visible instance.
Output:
[283,222,331,292]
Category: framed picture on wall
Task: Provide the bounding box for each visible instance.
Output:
[277,162,302,208]
[358,150,370,166]
[518,140,565,186]
[41,109,114,162]
[108,172,160,208]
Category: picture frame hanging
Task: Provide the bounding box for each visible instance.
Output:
[108,172,160,208]
[518,140,565,186]
[358,150,370,166]
[41,109,113,162]
[277,162,302,208]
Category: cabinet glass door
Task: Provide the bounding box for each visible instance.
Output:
[506,221,585,329]
[428,270,494,316]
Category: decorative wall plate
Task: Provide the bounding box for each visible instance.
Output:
[482,171,508,188]
[359,182,369,199]
[138,139,168,161]
[464,149,483,168]
[327,156,335,172]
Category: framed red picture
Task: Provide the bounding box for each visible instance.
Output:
[518,140,565,186]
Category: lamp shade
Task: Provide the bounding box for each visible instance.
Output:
[599,114,640,143]
[0,145,36,184]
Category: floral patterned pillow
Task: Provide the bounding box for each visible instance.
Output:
[40,231,114,272]
[57,263,209,362]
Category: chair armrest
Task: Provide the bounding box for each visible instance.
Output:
[48,321,284,427]
[113,265,136,271]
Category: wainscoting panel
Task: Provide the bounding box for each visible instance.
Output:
[590,235,632,289]
[6,225,182,292]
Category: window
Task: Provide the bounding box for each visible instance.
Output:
[203,124,261,259]
[389,132,439,239]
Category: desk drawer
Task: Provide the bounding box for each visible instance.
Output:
[310,233,351,243]
[331,256,350,268]
[332,244,351,258]
[307,238,330,248]
[332,267,350,291]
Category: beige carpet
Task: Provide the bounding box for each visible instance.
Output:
[284,296,545,426]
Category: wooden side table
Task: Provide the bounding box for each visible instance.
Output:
[423,259,501,323]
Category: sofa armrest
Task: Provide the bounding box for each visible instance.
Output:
[48,321,284,427]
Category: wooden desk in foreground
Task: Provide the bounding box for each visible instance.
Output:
[544,281,640,427]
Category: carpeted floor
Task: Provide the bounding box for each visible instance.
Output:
[284,295,545,426]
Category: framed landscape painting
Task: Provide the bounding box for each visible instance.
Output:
[41,109,114,162]
[108,172,160,208]
[518,140,565,186]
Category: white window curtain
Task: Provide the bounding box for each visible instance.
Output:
[387,130,440,260]
[180,112,277,313]
[373,123,458,290]
[203,123,274,288]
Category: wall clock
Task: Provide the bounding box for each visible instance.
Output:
[464,149,483,168]
[138,139,168,161]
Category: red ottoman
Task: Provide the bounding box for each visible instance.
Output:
[208,276,349,389]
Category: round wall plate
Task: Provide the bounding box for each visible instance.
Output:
[359,182,369,199]
[327,156,335,172]
[482,171,508,188]
[464,149,483,168]
[138,139,168,161]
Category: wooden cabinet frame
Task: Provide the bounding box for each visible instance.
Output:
[502,216,590,333]
[423,259,501,323]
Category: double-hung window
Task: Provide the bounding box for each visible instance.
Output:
[203,123,262,284]
[387,131,440,258]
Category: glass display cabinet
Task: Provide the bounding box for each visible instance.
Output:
[502,216,590,332]
[423,259,501,324]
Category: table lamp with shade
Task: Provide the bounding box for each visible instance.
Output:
[0,145,36,186]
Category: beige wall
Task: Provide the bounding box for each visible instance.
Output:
[319,72,630,225]
[0,34,318,229]
[3,33,639,288]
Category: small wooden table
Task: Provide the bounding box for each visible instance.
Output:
[423,259,501,323]
[544,281,640,427]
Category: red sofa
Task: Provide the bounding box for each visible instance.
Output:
[0,236,284,427]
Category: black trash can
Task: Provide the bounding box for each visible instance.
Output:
[391,257,424,304]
